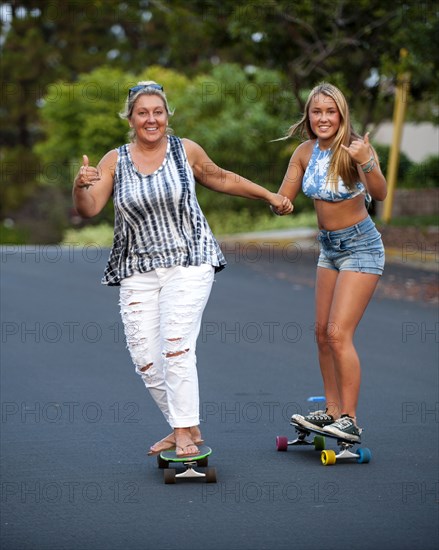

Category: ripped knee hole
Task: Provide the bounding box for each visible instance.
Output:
[139,363,153,372]
[166,348,189,358]
[165,337,189,358]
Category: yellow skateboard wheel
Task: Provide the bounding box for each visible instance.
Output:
[321,449,336,465]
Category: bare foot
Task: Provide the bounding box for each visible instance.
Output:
[189,426,203,444]
[147,434,175,456]
[148,427,203,456]
[174,427,199,457]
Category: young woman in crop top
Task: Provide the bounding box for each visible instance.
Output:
[275,82,387,442]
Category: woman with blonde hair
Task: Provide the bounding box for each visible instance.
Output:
[73,81,292,457]
[275,82,387,442]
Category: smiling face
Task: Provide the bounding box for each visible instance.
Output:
[129,94,168,144]
[308,93,341,147]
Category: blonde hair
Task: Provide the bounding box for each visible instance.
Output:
[119,80,174,142]
[287,82,361,190]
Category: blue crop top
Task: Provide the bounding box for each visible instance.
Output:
[302,141,367,202]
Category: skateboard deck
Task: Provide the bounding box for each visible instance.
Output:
[160,445,212,462]
[276,419,372,466]
[290,420,360,444]
[157,445,217,483]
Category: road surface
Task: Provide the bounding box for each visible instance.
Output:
[1,244,437,550]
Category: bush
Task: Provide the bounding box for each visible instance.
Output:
[374,145,438,189]
[37,64,305,229]
[403,155,439,189]
[0,223,30,244]
[374,144,413,182]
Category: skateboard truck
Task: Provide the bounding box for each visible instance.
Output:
[276,423,326,452]
[320,440,372,466]
[157,446,217,483]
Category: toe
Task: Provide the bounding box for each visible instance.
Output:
[148,434,176,454]
[176,443,199,457]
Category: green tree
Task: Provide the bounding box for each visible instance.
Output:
[1,0,437,242]
[1,0,141,231]
[222,0,439,127]
[36,63,301,227]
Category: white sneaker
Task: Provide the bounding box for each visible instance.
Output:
[291,410,335,430]
[323,415,362,442]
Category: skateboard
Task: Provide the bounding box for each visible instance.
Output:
[157,445,217,484]
[276,420,372,466]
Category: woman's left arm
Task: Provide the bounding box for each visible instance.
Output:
[342,133,387,201]
[183,138,293,213]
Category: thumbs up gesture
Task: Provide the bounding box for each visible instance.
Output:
[75,155,101,189]
[341,132,372,165]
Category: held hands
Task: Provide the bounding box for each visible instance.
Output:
[341,132,373,165]
[75,155,101,189]
[269,193,294,216]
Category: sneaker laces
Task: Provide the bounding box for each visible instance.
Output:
[332,415,362,434]
[307,409,332,420]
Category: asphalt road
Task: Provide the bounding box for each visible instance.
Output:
[1,244,438,550]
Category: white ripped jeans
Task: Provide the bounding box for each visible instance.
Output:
[119,264,214,428]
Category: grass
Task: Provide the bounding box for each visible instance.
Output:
[0,225,30,245]
[60,210,318,247]
[56,212,439,248]
[205,209,317,235]
[62,223,115,247]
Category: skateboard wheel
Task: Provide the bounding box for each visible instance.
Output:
[321,450,336,466]
[157,455,168,469]
[164,468,176,484]
[205,467,217,483]
[197,457,208,467]
[356,447,372,464]
[276,436,289,451]
[313,435,325,451]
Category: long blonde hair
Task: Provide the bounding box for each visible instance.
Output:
[288,83,361,190]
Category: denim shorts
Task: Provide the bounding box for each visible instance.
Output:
[317,216,385,275]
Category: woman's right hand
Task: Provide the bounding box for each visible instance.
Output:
[74,155,101,189]
[73,151,116,218]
